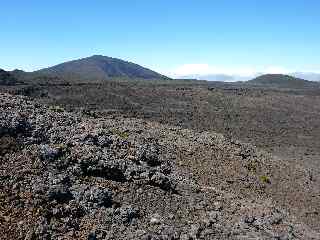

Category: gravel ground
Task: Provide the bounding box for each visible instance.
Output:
[1,93,319,239]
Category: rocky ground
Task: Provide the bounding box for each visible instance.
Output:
[4,81,319,173]
[2,81,320,176]
[1,93,320,239]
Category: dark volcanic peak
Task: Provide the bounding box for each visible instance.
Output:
[0,69,18,86]
[247,74,320,89]
[35,55,169,80]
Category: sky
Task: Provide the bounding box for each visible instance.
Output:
[1,0,320,80]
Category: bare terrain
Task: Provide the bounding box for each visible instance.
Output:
[1,93,319,239]
[3,78,319,172]
[1,61,320,239]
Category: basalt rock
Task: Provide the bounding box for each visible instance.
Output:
[0,93,319,240]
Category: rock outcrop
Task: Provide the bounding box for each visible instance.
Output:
[0,93,319,239]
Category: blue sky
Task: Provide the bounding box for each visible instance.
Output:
[1,0,320,78]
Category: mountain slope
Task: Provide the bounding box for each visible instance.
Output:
[0,69,18,85]
[247,74,320,89]
[35,55,169,80]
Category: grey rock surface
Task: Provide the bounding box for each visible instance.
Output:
[0,93,319,239]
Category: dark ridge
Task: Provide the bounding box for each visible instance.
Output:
[247,74,320,89]
[0,69,18,86]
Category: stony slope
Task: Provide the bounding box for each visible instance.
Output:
[0,93,319,239]
[35,55,168,81]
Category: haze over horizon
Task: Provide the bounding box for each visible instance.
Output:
[1,0,320,81]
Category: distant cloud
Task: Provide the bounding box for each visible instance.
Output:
[170,64,258,78]
[167,64,320,82]
[292,72,320,82]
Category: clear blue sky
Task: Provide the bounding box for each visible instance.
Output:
[1,0,320,75]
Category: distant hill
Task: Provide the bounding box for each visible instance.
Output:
[0,69,18,85]
[247,74,320,89]
[35,55,169,81]
[10,69,27,79]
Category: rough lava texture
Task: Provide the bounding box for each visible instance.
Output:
[0,93,319,240]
